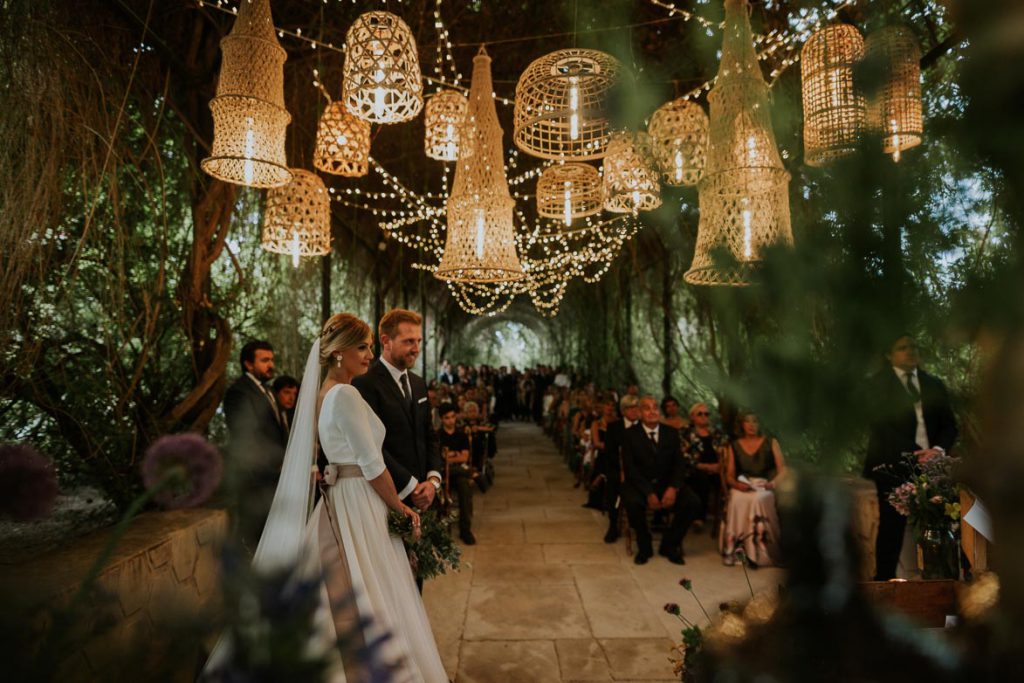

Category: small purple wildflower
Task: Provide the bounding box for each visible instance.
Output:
[664,603,681,615]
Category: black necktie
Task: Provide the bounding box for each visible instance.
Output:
[648,429,658,445]
[904,371,920,402]
[400,372,413,407]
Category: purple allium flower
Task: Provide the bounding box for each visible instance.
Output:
[680,578,693,591]
[664,603,681,615]
[141,433,223,508]
[0,444,59,521]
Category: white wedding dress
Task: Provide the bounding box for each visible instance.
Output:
[301,383,448,683]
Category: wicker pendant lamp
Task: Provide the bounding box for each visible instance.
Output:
[865,25,922,162]
[685,0,793,287]
[648,99,709,186]
[435,47,524,284]
[536,163,603,225]
[313,100,371,177]
[343,11,424,124]
[801,24,866,167]
[425,90,470,161]
[514,49,621,161]
[202,0,291,188]
[261,169,332,267]
[603,132,662,214]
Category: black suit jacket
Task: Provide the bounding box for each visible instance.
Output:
[863,367,958,483]
[599,418,632,479]
[621,423,686,502]
[223,374,288,484]
[352,360,442,496]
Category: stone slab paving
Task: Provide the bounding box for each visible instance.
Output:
[423,421,785,682]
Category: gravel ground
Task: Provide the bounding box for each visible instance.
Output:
[0,487,118,564]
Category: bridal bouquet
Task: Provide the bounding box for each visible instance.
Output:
[387,508,462,581]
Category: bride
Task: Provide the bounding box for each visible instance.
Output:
[206,313,448,682]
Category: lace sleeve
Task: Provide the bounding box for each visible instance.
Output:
[330,385,387,480]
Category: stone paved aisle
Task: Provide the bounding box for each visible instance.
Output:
[423,422,784,682]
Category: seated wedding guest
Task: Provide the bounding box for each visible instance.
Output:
[621,396,701,565]
[721,411,786,568]
[600,394,641,543]
[271,375,299,434]
[438,359,456,385]
[462,400,496,471]
[583,399,617,510]
[438,403,476,545]
[683,402,727,524]
[661,396,689,433]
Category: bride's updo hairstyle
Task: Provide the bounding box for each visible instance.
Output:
[320,313,372,366]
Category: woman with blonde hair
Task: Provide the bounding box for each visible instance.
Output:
[205,313,447,682]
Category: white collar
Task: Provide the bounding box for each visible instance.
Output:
[624,418,636,428]
[645,424,659,434]
[380,355,407,386]
[246,372,268,390]
[892,366,918,380]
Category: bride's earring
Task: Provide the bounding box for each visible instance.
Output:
[336,354,343,367]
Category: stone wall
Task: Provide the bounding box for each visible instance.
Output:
[1,508,226,682]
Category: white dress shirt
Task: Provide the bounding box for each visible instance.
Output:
[893,366,929,450]
[379,356,442,499]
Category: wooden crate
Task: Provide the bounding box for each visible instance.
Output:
[860,579,958,627]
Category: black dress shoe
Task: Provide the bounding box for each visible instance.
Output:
[603,529,619,544]
[460,531,477,545]
[662,552,686,565]
[634,551,651,565]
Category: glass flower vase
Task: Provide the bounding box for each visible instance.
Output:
[918,525,959,580]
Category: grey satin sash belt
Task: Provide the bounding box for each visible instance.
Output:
[322,463,363,485]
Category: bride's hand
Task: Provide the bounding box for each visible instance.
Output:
[403,505,422,540]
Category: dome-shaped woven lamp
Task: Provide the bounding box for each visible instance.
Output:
[435,47,524,284]
[202,0,291,188]
[865,25,922,162]
[603,132,662,214]
[514,49,621,161]
[425,90,470,161]
[343,11,424,125]
[536,163,603,225]
[648,98,709,186]
[261,169,332,267]
[313,100,371,177]
[801,24,866,167]
[685,0,793,287]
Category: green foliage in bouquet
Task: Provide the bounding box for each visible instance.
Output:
[387,509,462,582]
[883,454,962,540]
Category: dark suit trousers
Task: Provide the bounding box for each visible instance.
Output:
[451,470,475,534]
[875,481,907,580]
[604,466,622,532]
[625,487,701,555]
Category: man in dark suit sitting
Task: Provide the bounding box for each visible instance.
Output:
[353,309,443,514]
[863,333,958,580]
[621,396,701,565]
[598,394,640,543]
[222,340,288,548]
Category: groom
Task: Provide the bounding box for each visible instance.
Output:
[353,309,443,518]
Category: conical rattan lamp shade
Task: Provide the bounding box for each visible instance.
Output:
[343,11,424,125]
[648,98,709,186]
[425,90,470,161]
[202,0,291,188]
[801,24,866,167]
[514,49,621,161]
[314,101,371,177]
[865,26,922,162]
[261,169,332,266]
[685,0,793,287]
[536,163,602,224]
[435,48,524,284]
[603,132,662,214]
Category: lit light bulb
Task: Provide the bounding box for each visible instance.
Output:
[674,150,684,182]
[335,134,348,146]
[631,189,641,213]
[742,206,752,259]
[475,208,486,260]
[372,67,387,117]
[746,135,757,166]
[890,118,901,163]
[244,116,255,185]
[563,180,573,226]
[568,76,580,141]
[290,231,300,268]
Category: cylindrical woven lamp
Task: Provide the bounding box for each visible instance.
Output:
[343,11,424,124]
[435,47,524,284]
[425,90,470,161]
[202,0,291,188]
[314,101,371,177]
[262,169,332,267]
[514,49,621,161]
[536,163,603,224]
[685,0,793,287]
[603,132,662,214]
[648,98,709,186]
[865,25,922,162]
[801,24,866,167]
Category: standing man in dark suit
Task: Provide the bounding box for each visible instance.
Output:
[353,309,443,516]
[599,394,640,543]
[621,396,701,565]
[222,340,288,548]
[863,334,959,580]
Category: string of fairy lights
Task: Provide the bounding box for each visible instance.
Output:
[197,0,863,316]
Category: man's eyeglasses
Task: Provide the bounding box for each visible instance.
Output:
[694,411,710,417]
